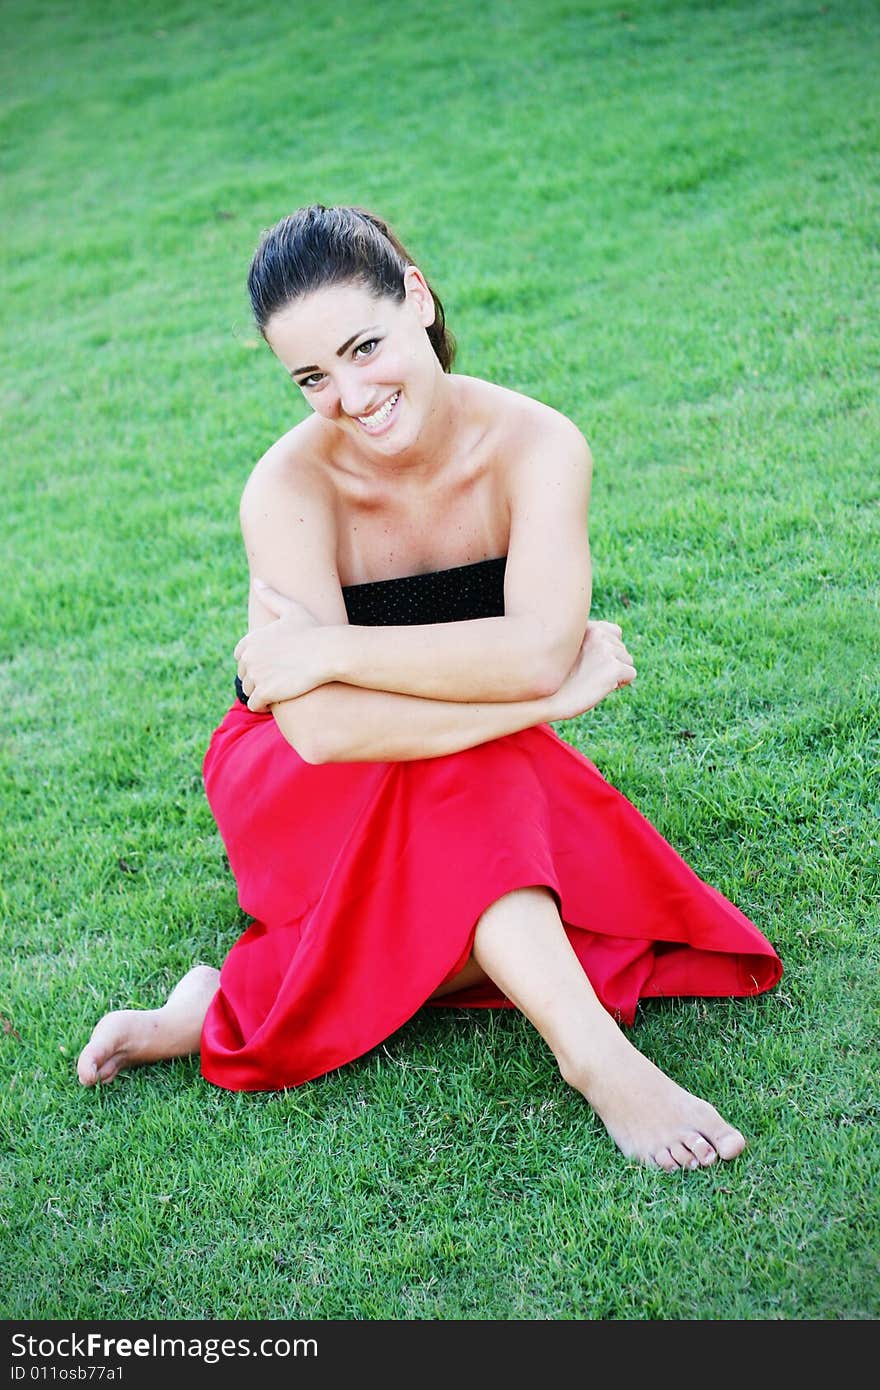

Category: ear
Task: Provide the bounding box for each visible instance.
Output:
[403,265,436,328]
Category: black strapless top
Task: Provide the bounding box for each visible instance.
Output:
[235,555,507,705]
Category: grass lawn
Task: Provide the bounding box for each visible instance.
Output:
[1,0,878,1320]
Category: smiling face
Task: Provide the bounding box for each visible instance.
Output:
[264,268,442,453]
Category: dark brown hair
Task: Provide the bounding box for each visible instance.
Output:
[247,204,456,372]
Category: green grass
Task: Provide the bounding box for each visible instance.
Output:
[1,0,878,1320]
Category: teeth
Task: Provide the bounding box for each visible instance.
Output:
[358,391,398,427]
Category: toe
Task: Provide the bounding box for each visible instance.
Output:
[95,1053,125,1083]
[77,1015,127,1086]
[670,1141,700,1170]
[714,1126,747,1161]
[76,1049,98,1086]
[684,1131,718,1167]
[653,1147,680,1173]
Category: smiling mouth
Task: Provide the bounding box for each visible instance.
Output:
[356,391,400,430]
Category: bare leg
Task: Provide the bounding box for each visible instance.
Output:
[77,964,220,1086]
[428,956,489,999]
[471,886,746,1171]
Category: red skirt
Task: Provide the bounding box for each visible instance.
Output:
[200,702,781,1091]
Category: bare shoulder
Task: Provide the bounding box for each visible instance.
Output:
[457,375,592,485]
[237,418,348,628]
[455,379,592,653]
[240,416,333,525]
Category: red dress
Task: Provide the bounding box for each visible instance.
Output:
[200,557,781,1091]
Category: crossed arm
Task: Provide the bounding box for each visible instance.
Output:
[270,677,568,764]
[234,423,622,763]
[238,589,587,764]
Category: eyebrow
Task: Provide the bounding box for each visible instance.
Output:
[291,326,382,379]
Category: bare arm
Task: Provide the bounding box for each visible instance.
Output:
[278,682,560,763]
[264,610,634,764]
[234,423,617,761]
[312,418,592,702]
[318,613,560,703]
[239,415,594,706]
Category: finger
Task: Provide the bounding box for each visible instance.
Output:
[606,636,630,658]
[605,641,632,669]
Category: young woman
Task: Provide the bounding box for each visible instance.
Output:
[78,204,782,1171]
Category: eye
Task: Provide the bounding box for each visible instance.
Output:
[354,338,379,359]
[297,372,324,390]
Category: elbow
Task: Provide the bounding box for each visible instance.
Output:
[294,721,342,764]
[303,730,348,764]
[271,697,334,765]
[528,662,567,700]
[294,735,327,765]
[514,615,584,700]
[534,631,585,698]
[280,724,327,765]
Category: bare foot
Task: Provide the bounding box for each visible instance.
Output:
[77,964,220,1086]
[568,1032,746,1172]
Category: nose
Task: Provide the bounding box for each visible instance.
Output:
[337,371,375,419]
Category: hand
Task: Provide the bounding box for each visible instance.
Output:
[234,581,327,712]
[549,620,637,722]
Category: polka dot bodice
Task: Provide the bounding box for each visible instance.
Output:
[235,555,508,705]
[340,554,508,626]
